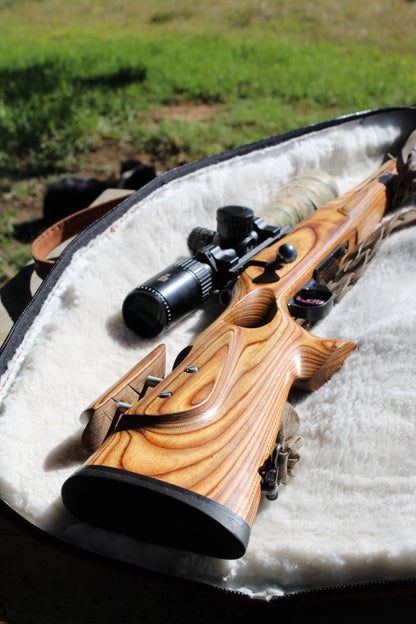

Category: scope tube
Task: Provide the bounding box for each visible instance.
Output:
[122,259,213,338]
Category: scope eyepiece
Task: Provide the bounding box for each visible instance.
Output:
[122,259,213,338]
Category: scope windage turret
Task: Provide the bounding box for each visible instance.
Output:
[122,205,279,338]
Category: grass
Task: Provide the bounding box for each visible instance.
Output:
[0,209,33,286]
[0,0,416,285]
[1,0,416,175]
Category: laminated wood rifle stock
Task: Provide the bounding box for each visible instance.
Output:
[62,149,406,559]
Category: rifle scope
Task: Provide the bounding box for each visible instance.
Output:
[122,205,277,338]
[122,169,340,338]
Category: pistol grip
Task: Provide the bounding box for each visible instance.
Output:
[293,336,356,392]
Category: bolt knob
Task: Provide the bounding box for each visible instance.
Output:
[276,243,297,263]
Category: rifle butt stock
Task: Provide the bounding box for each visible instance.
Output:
[62,465,251,558]
[62,299,356,558]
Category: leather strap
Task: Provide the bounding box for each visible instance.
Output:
[31,189,133,279]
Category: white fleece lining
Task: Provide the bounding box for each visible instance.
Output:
[0,113,415,599]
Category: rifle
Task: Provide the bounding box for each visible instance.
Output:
[62,132,416,559]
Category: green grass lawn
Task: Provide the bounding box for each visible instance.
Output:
[0,0,415,284]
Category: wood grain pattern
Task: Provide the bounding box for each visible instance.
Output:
[84,158,397,530]
[81,344,166,451]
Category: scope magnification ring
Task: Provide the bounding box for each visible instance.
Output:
[176,258,213,301]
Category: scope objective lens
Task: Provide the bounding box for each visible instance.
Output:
[122,260,213,338]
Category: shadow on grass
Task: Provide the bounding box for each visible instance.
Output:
[0,59,148,176]
[0,60,147,101]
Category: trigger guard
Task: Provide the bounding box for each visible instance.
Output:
[288,280,334,321]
